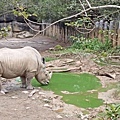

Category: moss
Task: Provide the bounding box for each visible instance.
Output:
[54,45,63,51]
[32,73,103,108]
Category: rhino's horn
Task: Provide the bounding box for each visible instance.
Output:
[49,71,53,79]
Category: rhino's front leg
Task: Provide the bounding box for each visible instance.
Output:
[0,77,8,94]
[20,76,27,88]
[26,72,34,90]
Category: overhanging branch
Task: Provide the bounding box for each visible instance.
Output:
[31,5,120,37]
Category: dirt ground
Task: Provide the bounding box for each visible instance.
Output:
[0,36,120,120]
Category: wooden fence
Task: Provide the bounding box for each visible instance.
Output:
[40,20,120,47]
[89,20,120,47]
[40,23,77,43]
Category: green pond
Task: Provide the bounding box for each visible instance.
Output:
[32,73,103,108]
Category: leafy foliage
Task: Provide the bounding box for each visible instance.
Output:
[26,0,81,22]
[0,0,120,22]
[0,26,11,38]
[65,17,93,29]
[70,36,112,53]
[105,104,120,120]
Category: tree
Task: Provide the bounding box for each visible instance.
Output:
[0,0,120,36]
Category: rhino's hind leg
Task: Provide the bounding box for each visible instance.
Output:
[1,88,8,94]
[20,76,27,88]
[0,77,8,94]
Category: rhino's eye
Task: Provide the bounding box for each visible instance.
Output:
[45,73,48,76]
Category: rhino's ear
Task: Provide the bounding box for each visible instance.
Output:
[42,57,45,64]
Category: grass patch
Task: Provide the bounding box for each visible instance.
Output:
[45,57,57,62]
[32,73,104,108]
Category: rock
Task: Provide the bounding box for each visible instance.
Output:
[38,92,45,95]
[28,22,40,31]
[105,72,116,79]
[49,47,55,51]
[43,99,51,103]
[56,115,63,119]
[24,31,34,38]
[26,107,30,110]
[0,14,15,23]
[32,97,35,100]
[52,108,64,113]
[28,89,39,97]
[12,21,29,32]
[22,91,29,94]
[16,34,25,39]
[41,95,46,99]
[1,91,6,94]
[43,104,52,108]
[11,96,18,99]
[16,31,34,38]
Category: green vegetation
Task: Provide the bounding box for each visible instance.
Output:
[45,57,57,62]
[97,103,120,120]
[0,0,120,22]
[105,103,120,120]
[0,26,11,38]
[68,36,120,66]
[32,73,104,108]
[70,36,112,53]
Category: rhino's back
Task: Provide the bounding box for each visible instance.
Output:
[0,47,38,78]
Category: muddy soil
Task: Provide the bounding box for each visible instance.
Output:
[0,35,67,51]
[0,36,119,120]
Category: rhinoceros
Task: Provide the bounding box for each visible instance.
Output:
[0,46,52,94]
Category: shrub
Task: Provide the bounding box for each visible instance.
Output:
[105,104,120,120]
[70,36,112,53]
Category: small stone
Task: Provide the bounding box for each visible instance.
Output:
[35,95,39,98]
[38,92,45,95]
[26,107,30,110]
[43,99,50,103]
[54,95,59,99]
[56,115,63,119]
[11,96,18,99]
[28,89,39,97]
[49,47,54,51]
[32,97,35,100]
[53,108,64,113]
[1,91,6,94]
[43,104,52,108]
[41,95,46,98]
[22,91,29,94]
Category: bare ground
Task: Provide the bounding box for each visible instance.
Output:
[0,36,120,120]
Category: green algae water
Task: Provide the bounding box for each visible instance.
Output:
[32,73,103,108]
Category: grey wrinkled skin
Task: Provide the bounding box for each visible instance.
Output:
[0,46,52,94]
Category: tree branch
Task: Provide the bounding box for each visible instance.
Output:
[78,0,88,16]
[23,5,120,37]
[85,0,92,8]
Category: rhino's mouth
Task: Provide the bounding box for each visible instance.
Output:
[40,80,49,85]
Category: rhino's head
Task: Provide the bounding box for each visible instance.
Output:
[35,70,52,85]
